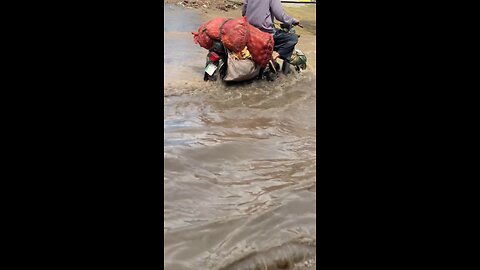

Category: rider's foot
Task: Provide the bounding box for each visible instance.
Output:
[281,62,291,75]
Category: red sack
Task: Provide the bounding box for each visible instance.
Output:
[192,30,213,50]
[246,24,274,68]
[192,17,227,50]
[203,17,227,40]
[221,17,249,53]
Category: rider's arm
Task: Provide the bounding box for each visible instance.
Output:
[270,0,298,26]
[242,0,248,17]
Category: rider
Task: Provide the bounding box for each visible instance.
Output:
[242,0,300,75]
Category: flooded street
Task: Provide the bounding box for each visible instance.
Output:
[164,3,316,269]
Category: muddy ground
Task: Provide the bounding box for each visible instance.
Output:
[164,0,244,11]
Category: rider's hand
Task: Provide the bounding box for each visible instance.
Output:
[272,51,280,60]
[293,20,303,28]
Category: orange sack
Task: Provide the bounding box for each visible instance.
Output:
[246,24,274,68]
[192,17,227,50]
[220,17,249,53]
[204,17,228,40]
[192,30,213,50]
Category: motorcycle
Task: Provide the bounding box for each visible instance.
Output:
[203,23,307,82]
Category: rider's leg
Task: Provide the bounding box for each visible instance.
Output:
[281,61,290,74]
[273,31,298,74]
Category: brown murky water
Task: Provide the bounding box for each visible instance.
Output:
[164,4,316,269]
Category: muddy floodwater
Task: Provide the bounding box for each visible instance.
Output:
[164,3,316,269]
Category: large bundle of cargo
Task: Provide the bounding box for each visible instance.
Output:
[192,16,274,68]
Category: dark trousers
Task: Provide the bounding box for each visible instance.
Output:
[273,30,299,62]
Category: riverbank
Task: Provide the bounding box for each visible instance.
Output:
[164,0,243,11]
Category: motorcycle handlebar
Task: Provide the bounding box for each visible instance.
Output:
[279,23,303,30]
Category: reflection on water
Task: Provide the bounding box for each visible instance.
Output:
[164,4,316,269]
